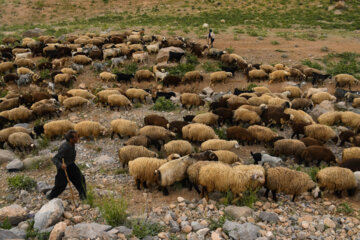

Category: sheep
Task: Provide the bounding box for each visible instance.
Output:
[268,70,290,84]
[7,132,34,152]
[342,147,360,163]
[125,88,151,103]
[164,140,193,156]
[338,130,355,146]
[304,124,338,144]
[335,74,358,90]
[107,94,132,110]
[134,69,154,83]
[182,123,218,142]
[213,150,240,164]
[17,67,34,75]
[167,121,189,136]
[291,98,313,111]
[168,51,185,62]
[124,135,151,148]
[265,167,319,202]
[299,137,324,147]
[316,167,357,197]
[229,53,248,69]
[260,64,276,74]
[352,98,360,108]
[289,68,305,81]
[2,106,33,122]
[183,115,195,122]
[248,69,268,81]
[152,92,176,102]
[43,120,74,139]
[182,71,203,84]
[340,111,360,132]
[267,97,291,109]
[209,71,232,86]
[61,67,77,75]
[116,72,134,85]
[163,75,181,87]
[200,139,239,151]
[187,161,221,193]
[63,96,89,110]
[233,108,261,125]
[100,72,117,82]
[54,73,76,86]
[192,112,219,127]
[14,58,36,68]
[2,73,19,83]
[154,156,196,195]
[298,145,336,166]
[311,72,332,85]
[317,111,341,126]
[250,152,283,167]
[139,126,176,150]
[180,93,205,110]
[189,150,218,161]
[0,126,29,149]
[118,146,158,168]
[212,107,233,126]
[129,157,170,190]
[227,96,248,110]
[208,48,226,59]
[0,62,16,74]
[30,101,58,119]
[339,158,360,172]
[132,51,149,63]
[0,97,19,112]
[97,89,121,103]
[304,87,328,98]
[110,119,139,139]
[153,66,169,82]
[285,108,315,125]
[73,55,92,65]
[247,125,278,145]
[110,56,127,68]
[144,114,169,128]
[311,92,336,104]
[146,42,160,53]
[67,89,95,100]
[283,86,303,98]
[74,121,107,141]
[226,126,254,146]
[274,139,306,157]
[232,164,266,190]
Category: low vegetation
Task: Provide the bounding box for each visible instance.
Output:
[151,97,177,112]
[131,220,164,238]
[98,194,128,227]
[7,175,37,191]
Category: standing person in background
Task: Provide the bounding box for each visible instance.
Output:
[207,29,215,48]
[47,130,87,200]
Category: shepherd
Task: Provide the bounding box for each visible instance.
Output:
[47,130,87,200]
[207,29,215,48]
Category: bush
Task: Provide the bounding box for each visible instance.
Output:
[305,166,320,182]
[122,62,138,74]
[26,220,50,240]
[151,97,177,112]
[133,102,142,108]
[247,83,258,91]
[132,220,164,238]
[208,215,229,230]
[271,40,280,45]
[239,189,258,208]
[225,47,234,53]
[98,194,128,227]
[301,59,323,70]
[214,128,226,139]
[186,53,199,65]
[168,63,196,76]
[7,175,37,191]
[202,61,221,72]
[0,217,12,229]
[84,185,96,208]
[40,69,51,80]
[0,90,8,98]
[337,203,354,215]
[37,137,49,149]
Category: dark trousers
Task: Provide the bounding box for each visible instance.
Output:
[48,163,87,200]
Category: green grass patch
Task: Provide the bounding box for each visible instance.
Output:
[114,168,129,175]
[133,102,142,108]
[208,215,232,231]
[0,217,12,229]
[247,83,258,91]
[214,128,226,139]
[168,63,196,76]
[151,97,177,112]
[304,166,320,182]
[186,53,199,65]
[132,220,164,238]
[37,137,49,149]
[337,202,354,215]
[122,62,138,75]
[98,194,128,227]
[202,61,221,73]
[271,40,280,45]
[7,175,37,191]
[322,52,360,78]
[239,189,258,208]
[26,220,50,240]
[225,47,234,54]
[301,59,323,70]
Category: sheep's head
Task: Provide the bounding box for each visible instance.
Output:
[168,153,180,160]
[251,171,265,185]
[310,186,321,198]
[208,151,218,161]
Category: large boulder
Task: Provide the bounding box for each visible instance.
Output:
[34,198,64,231]
[0,150,16,164]
[0,204,28,225]
[6,159,24,172]
[23,155,52,170]
[0,229,21,240]
[156,47,185,63]
[22,28,44,38]
[64,222,115,240]
[224,206,253,220]
[310,100,334,120]
[49,221,67,240]
[223,221,260,240]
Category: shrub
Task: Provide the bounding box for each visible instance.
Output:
[322,52,360,77]
[26,220,50,240]
[39,69,51,80]
[247,83,258,91]
[225,47,234,53]
[271,40,280,45]
[208,215,230,230]
[305,166,320,182]
[202,61,221,72]
[132,220,164,238]
[133,102,142,108]
[7,175,37,191]
[151,97,177,112]
[301,59,323,70]
[214,128,226,139]
[0,89,8,98]
[0,217,12,229]
[37,137,49,149]
[186,53,199,65]
[337,202,354,215]
[239,189,258,208]
[168,63,196,76]
[84,185,96,208]
[98,194,128,227]
[122,62,138,75]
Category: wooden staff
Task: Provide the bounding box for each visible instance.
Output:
[62,158,77,207]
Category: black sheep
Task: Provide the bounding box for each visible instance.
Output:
[250,152,262,164]
[0,116,9,129]
[312,72,332,85]
[168,51,185,62]
[212,107,233,125]
[339,158,360,172]
[189,150,218,161]
[3,73,19,83]
[153,91,176,102]
[116,73,134,85]
[168,121,189,136]
[209,101,227,110]
[233,88,253,96]
[162,75,181,87]
[33,124,44,138]
[183,115,195,122]
[221,65,239,76]
[339,130,355,146]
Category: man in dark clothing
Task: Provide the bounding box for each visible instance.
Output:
[47,130,87,200]
[207,29,215,48]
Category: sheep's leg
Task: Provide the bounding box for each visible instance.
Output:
[143,182,148,189]
[347,188,356,197]
[335,190,342,198]
[162,187,169,196]
[264,188,270,198]
[271,190,277,202]
[291,194,297,202]
[110,132,115,139]
[135,179,141,190]
[117,133,122,139]
[188,182,193,191]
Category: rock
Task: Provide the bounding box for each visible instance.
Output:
[63,212,72,219]
[302,221,309,229]
[197,228,209,240]
[0,149,16,164]
[113,226,132,235]
[258,212,279,223]
[158,232,168,239]
[220,19,226,23]
[191,221,206,231]
[202,23,209,28]
[202,87,214,96]
[170,220,180,233]
[49,221,67,240]
[297,231,307,240]
[9,227,26,239]
[177,197,185,203]
[0,204,28,225]
[354,171,360,190]
[72,216,83,223]
[310,100,334,120]
[0,229,20,239]
[182,225,192,233]
[262,202,271,210]
[324,218,336,228]
[34,198,64,231]
[6,159,23,171]
[64,222,115,239]
[94,155,115,165]
[22,28,44,37]
[224,206,253,220]
[23,155,51,170]
[223,221,260,240]
[335,101,347,111]
[211,231,222,240]
[156,47,185,63]
[37,181,53,194]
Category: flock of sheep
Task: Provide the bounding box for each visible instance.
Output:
[0,29,359,203]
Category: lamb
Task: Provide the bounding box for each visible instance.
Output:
[97,89,121,103]
[0,127,29,149]
[269,70,290,84]
[317,111,342,126]
[304,124,338,143]
[164,140,194,156]
[291,98,313,111]
[274,139,306,157]
[67,89,95,100]
[72,55,92,65]
[110,56,127,68]
[125,88,151,103]
[103,48,120,60]
[192,112,219,127]
[180,93,205,110]
[154,156,196,195]
[182,71,203,84]
[107,94,132,110]
[339,158,360,172]
[132,51,149,63]
[100,72,117,82]
[146,42,160,54]
[63,96,89,110]
[2,106,33,122]
[299,137,324,147]
[248,69,268,81]
[247,125,278,145]
[118,145,158,168]
[299,145,336,166]
[139,126,176,150]
[74,121,107,141]
[124,135,151,148]
[226,126,254,146]
[200,139,239,151]
[265,167,319,202]
[316,167,357,197]
[209,71,233,86]
[311,92,336,104]
[233,108,261,125]
[250,152,283,167]
[144,114,169,128]
[182,123,218,142]
[335,74,358,90]
[7,132,34,152]
[341,147,360,163]
[43,120,74,139]
[110,119,139,139]
[71,63,84,73]
[213,150,240,164]
[153,66,168,82]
